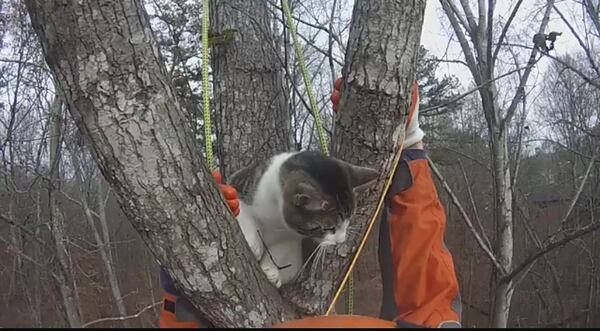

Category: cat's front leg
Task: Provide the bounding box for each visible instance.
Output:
[259,256,283,288]
[237,202,264,261]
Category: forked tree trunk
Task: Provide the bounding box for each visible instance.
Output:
[25,0,426,326]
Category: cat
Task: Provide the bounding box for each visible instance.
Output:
[227,151,378,288]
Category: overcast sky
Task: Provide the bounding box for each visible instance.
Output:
[420,0,585,89]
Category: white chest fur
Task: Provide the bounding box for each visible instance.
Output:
[235,152,305,287]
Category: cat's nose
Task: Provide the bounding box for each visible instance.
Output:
[335,231,346,244]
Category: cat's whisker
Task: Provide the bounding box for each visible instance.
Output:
[309,245,325,281]
[297,243,323,280]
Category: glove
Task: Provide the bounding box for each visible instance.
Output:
[212,171,240,217]
[330,77,424,149]
[403,81,425,148]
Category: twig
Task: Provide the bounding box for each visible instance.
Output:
[458,159,492,250]
[420,63,535,113]
[426,155,503,272]
[557,153,597,229]
[503,221,600,283]
[82,301,161,327]
[0,213,50,249]
[60,190,102,219]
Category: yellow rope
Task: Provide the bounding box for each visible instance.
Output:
[201,0,215,171]
[325,83,418,316]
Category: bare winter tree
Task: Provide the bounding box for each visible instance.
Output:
[24,0,426,327]
[435,0,600,327]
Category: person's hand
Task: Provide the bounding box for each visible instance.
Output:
[330,77,343,113]
[212,171,240,217]
[330,77,424,149]
[403,81,425,148]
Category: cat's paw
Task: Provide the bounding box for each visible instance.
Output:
[247,232,264,261]
[260,260,282,288]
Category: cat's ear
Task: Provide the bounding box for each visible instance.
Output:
[294,183,328,211]
[335,159,379,188]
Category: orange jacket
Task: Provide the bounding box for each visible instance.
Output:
[158,149,462,328]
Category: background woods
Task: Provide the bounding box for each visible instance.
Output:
[0,0,598,328]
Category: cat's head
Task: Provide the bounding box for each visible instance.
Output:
[279,151,378,246]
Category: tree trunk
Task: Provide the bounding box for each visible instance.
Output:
[26,0,426,325]
[211,0,291,178]
[25,1,296,327]
[283,0,427,314]
[48,95,83,327]
[490,130,514,327]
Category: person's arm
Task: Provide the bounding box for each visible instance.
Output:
[379,148,462,328]
[332,78,462,328]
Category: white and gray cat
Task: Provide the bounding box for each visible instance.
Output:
[227,151,378,288]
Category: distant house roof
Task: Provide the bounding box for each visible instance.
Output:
[527,190,566,204]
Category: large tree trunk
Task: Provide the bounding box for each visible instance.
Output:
[26,0,426,325]
[490,130,514,327]
[283,0,427,314]
[211,0,291,178]
[25,1,296,327]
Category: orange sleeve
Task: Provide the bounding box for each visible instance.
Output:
[380,157,461,328]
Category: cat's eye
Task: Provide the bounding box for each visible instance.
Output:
[324,227,335,232]
[306,225,320,231]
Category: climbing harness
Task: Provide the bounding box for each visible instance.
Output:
[201,0,416,318]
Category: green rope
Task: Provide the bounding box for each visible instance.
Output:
[347,271,354,314]
[281,0,355,315]
[202,0,215,171]
[281,0,329,156]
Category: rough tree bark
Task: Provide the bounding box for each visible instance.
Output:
[210,0,291,178]
[282,0,427,314]
[25,0,425,325]
[25,1,296,327]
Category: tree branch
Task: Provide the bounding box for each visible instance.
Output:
[426,155,503,272]
[502,0,555,127]
[491,0,523,68]
[503,221,600,283]
[82,301,161,327]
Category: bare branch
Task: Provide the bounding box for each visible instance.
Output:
[426,155,503,272]
[458,159,493,250]
[502,42,600,89]
[502,0,555,127]
[504,221,600,283]
[491,0,523,68]
[557,153,597,229]
[0,213,50,249]
[552,4,600,78]
[82,301,161,327]
[420,63,535,113]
